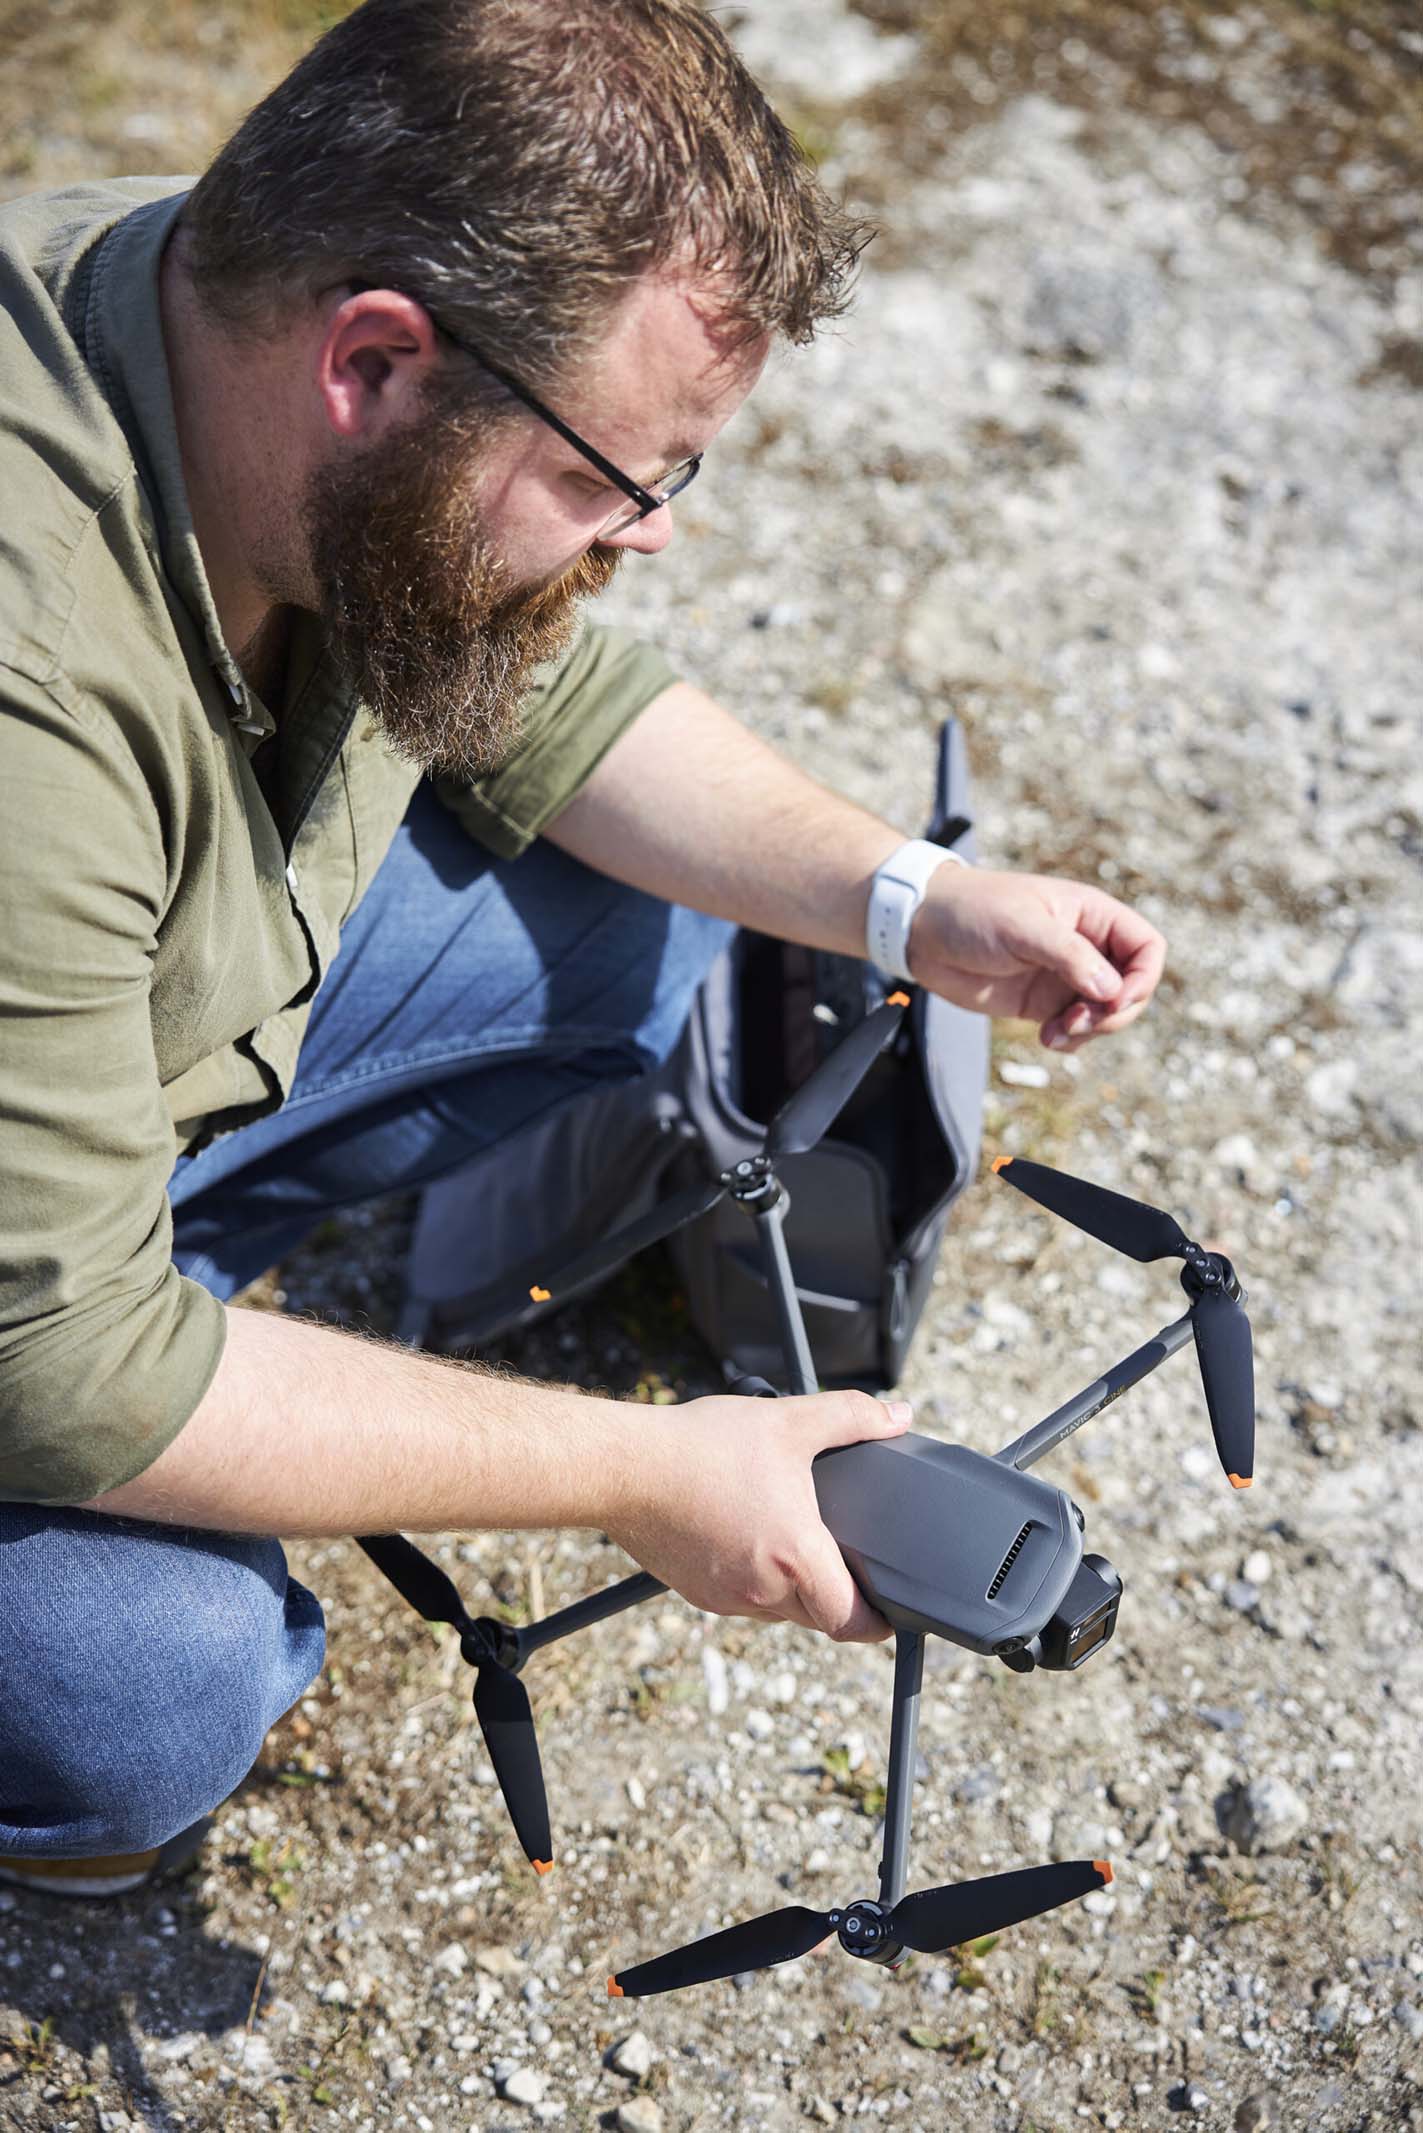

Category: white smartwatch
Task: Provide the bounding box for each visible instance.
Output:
[866,837,971,981]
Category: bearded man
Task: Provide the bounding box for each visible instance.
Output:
[0,0,1164,1897]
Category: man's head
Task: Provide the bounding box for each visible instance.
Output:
[180,0,869,772]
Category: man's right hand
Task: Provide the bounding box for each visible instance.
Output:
[604,1389,913,1644]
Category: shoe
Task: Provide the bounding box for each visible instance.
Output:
[0,1814,213,1898]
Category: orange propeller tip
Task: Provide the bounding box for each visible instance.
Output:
[529,1284,552,1303]
[607,1978,624,1998]
[532,1858,554,1876]
[1094,1860,1114,1886]
[1228,1473,1253,1490]
[991,1154,1013,1174]
[887,989,911,1007]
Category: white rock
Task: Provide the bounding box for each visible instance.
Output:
[613,2097,665,2133]
[434,1941,468,1976]
[608,2029,654,2080]
[501,2065,546,2105]
[1241,1550,1272,1586]
[999,1060,1051,1088]
[745,1708,775,1741]
[702,1646,730,1716]
[1223,1776,1309,1855]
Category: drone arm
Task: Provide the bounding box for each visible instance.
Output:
[752,1192,819,1396]
[877,1629,926,1915]
[993,1312,1195,1472]
[517,1569,666,1660]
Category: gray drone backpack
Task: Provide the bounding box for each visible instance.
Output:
[399,718,987,1391]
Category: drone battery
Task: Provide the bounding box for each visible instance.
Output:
[812,1435,1083,1654]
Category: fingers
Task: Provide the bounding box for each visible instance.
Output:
[793,1388,913,1452]
[1038,891,1167,1051]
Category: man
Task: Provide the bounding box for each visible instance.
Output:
[0,0,1164,1896]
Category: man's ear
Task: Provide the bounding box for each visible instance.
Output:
[316,290,441,440]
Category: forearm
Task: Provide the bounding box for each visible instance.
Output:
[544,681,904,953]
[80,1303,640,1537]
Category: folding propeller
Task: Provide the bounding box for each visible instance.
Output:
[487,992,911,1323]
[992,1155,1255,1487]
[357,1534,553,1875]
[607,1858,1112,1999]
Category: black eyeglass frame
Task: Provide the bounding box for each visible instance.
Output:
[430,315,702,532]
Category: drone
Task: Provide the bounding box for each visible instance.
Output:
[359,988,1256,1998]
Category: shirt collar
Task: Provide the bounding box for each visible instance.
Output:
[83,187,276,744]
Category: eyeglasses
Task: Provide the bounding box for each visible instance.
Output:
[432,316,703,539]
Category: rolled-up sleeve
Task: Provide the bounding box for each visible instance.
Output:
[434,620,678,859]
[0,666,227,1504]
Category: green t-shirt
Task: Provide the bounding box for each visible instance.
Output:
[0,179,677,1504]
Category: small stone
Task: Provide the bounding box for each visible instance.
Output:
[474,1944,527,1977]
[1169,2082,1210,2113]
[1235,2101,1274,2133]
[1223,1776,1309,1855]
[1396,2000,1423,2044]
[385,2054,413,2086]
[1225,1579,1260,1613]
[702,1647,730,1716]
[154,2032,204,2063]
[613,2099,664,2133]
[434,1940,468,1976]
[1242,1550,1272,1587]
[501,2065,546,2105]
[607,2029,654,2080]
[0,1892,14,1913]
[528,2018,553,2047]
[320,1979,349,2003]
[766,1670,798,1705]
[745,1708,775,1741]
[999,1060,1051,1089]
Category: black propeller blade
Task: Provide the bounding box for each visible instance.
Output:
[768,993,909,1159]
[992,1156,1190,1263]
[608,1905,837,1998]
[357,1534,473,1630]
[485,1175,730,1327]
[992,1154,1257,1489]
[473,1664,553,1875]
[1192,1286,1255,1488]
[606,1859,1111,1998]
[888,1858,1111,1954]
[358,1536,554,1872]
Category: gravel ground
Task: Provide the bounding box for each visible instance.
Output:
[3,4,1422,2131]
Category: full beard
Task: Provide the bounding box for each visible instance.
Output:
[301,409,621,781]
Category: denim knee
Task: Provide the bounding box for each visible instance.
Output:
[0,1508,326,1857]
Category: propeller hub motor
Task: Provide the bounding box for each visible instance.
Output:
[835,1900,901,1966]
[461,1619,519,1672]
[724,1155,780,1209]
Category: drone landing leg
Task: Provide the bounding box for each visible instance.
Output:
[993,1312,1194,1473]
[877,1629,925,1914]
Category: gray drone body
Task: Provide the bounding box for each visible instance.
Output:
[813,1435,1083,1655]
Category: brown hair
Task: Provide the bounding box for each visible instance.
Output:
[182,0,869,392]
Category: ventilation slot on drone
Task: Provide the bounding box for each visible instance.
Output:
[988,1524,1033,1600]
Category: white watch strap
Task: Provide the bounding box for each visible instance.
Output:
[866,837,970,981]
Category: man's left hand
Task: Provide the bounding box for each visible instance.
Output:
[908,867,1166,1051]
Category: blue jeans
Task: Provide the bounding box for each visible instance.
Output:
[0,788,732,1856]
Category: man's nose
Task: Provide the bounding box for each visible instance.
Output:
[604,503,676,557]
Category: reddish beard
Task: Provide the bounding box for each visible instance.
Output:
[302,412,621,780]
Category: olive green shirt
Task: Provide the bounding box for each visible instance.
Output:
[0,180,677,1504]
